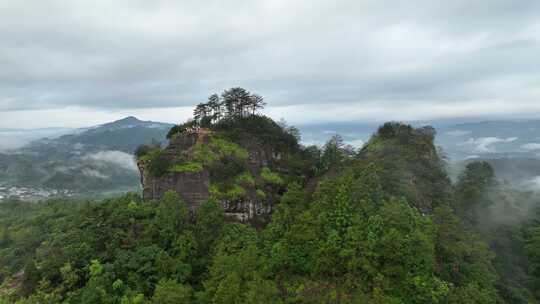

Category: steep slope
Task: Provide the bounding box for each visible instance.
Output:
[356,122,453,213]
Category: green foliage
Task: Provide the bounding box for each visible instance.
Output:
[212,115,300,151]
[167,120,197,139]
[209,183,249,201]
[20,261,40,296]
[151,279,192,304]
[169,162,203,173]
[191,88,266,127]
[256,189,266,199]
[155,191,190,248]
[526,223,540,299]
[198,224,280,304]
[235,172,255,186]
[3,120,539,303]
[358,122,452,212]
[260,167,284,185]
[433,206,500,301]
[454,161,496,227]
[192,143,219,166]
[225,184,247,200]
[192,136,248,171]
[317,134,355,175]
[209,137,249,160]
[192,199,225,282]
[134,143,159,159]
[139,148,170,177]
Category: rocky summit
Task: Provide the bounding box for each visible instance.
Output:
[136,89,308,225]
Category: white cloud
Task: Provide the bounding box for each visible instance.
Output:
[459,136,518,153]
[83,150,138,171]
[0,128,73,150]
[521,143,540,151]
[81,168,109,179]
[346,139,365,148]
[521,176,540,191]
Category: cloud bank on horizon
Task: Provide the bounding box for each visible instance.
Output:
[1,0,539,128]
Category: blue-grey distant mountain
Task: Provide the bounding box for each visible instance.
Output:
[30,116,173,154]
[0,117,173,200]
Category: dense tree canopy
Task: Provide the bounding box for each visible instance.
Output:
[2,117,540,303]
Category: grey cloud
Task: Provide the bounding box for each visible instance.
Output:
[445,130,471,137]
[0,0,539,122]
[459,136,518,153]
[521,143,540,151]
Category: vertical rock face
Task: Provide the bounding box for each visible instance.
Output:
[140,169,210,210]
[138,132,210,211]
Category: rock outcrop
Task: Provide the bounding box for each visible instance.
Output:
[137,126,289,224]
[138,131,210,208]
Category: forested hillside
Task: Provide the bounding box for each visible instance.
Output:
[1,90,540,303]
[0,117,172,200]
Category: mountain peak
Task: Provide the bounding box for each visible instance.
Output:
[115,116,142,124]
[99,116,146,129]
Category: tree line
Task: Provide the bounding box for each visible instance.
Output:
[193,88,266,126]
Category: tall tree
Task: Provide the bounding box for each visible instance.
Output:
[221,87,251,117]
[207,94,222,122]
[250,94,266,114]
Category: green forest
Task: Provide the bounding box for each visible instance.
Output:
[1,89,540,303]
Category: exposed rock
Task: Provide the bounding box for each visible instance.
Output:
[138,128,282,223]
[138,131,211,209]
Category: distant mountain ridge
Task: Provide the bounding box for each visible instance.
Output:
[30,116,174,154]
[0,116,174,200]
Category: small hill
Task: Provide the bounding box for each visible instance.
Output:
[137,89,311,224]
[138,115,308,225]
[356,122,453,213]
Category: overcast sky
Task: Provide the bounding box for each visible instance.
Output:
[1,0,539,129]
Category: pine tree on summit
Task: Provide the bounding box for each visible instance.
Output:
[222,87,251,117]
[207,94,222,123]
[250,94,265,115]
[192,87,266,126]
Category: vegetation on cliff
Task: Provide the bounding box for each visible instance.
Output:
[136,89,316,223]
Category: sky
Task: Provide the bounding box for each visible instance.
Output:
[1,0,540,129]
